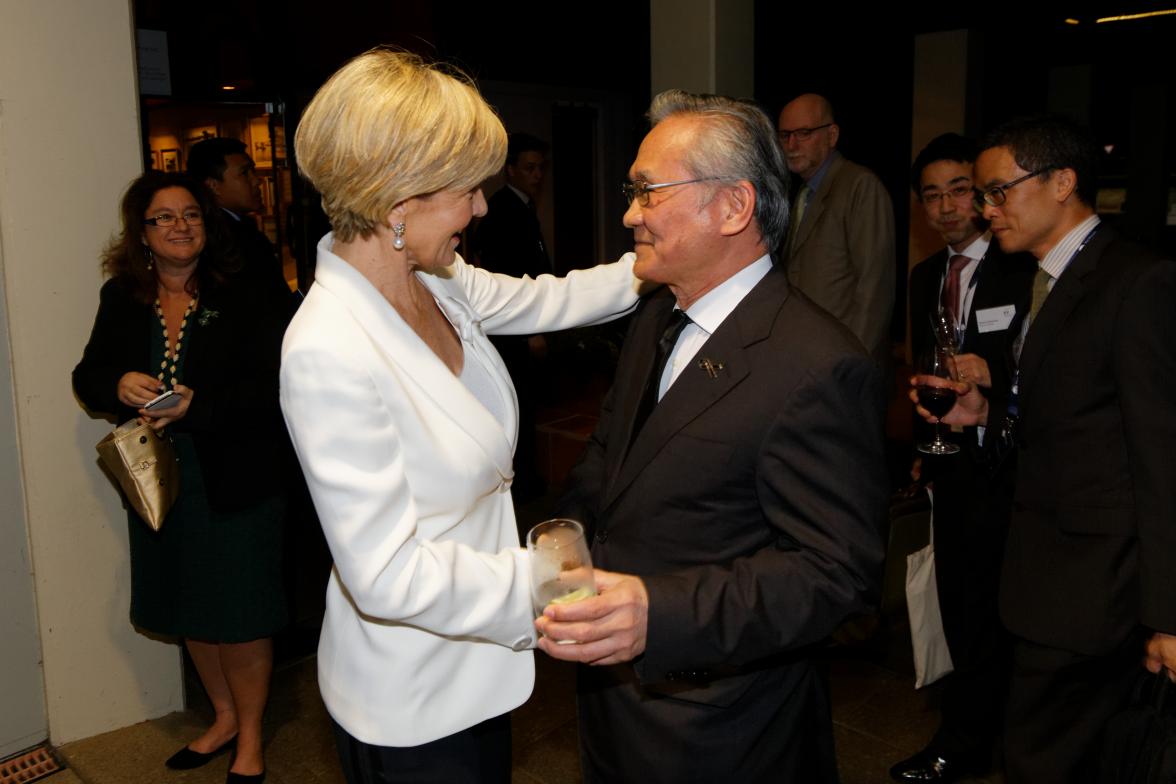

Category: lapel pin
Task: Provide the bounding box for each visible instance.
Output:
[698,358,724,378]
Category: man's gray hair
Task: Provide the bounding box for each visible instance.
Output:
[648,89,791,255]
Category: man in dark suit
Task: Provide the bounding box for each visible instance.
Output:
[187,137,291,301]
[536,90,888,782]
[918,115,1176,783]
[892,134,1034,782]
[475,132,551,278]
[473,132,552,500]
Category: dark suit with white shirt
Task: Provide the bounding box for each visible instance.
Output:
[560,264,889,782]
[907,240,1034,760]
[223,209,294,305]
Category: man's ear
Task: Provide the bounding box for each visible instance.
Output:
[718,181,756,237]
[204,176,222,198]
[828,123,840,149]
[1052,167,1079,204]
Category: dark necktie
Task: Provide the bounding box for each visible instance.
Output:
[940,254,970,326]
[630,308,692,446]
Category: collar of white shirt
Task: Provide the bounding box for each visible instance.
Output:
[658,254,773,398]
[949,231,990,263]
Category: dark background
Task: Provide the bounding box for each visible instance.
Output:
[135,0,1175,251]
[134,0,1176,664]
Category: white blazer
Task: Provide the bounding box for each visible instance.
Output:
[280,235,641,746]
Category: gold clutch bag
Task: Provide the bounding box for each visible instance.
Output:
[96,420,180,531]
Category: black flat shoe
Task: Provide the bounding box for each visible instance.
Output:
[164,736,236,770]
[889,747,983,782]
[226,771,265,783]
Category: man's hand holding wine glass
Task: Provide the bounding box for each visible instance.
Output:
[909,371,989,429]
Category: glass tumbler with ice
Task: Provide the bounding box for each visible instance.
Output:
[526,518,596,620]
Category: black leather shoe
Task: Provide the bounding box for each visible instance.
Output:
[889,747,978,782]
[164,736,236,770]
[226,771,265,783]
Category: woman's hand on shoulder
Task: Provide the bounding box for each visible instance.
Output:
[139,383,194,431]
[118,372,164,408]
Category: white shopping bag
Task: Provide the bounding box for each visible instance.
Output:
[905,487,954,688]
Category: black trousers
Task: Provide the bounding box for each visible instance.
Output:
[928,449,1013,759]
[331,714,511,784]
[1004,632,1144,784]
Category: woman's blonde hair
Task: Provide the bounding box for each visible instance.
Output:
[294,48,506,242]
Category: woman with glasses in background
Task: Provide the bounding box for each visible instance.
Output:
[73,171,294,783]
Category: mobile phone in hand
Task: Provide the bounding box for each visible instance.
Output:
[144,389,180,412]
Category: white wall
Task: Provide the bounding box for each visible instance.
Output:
[0,209,46,758]
[0,0,182,745]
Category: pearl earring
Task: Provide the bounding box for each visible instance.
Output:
[144,247,154,271]
[392,222,406,250]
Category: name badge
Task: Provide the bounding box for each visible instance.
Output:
[975,305,1016,333]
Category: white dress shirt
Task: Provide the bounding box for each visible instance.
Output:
[941,232,991,334]
[659,254,773,399]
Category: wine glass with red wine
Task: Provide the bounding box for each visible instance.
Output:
[916,346,960,455]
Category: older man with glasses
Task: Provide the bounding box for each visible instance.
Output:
[777,93,896,367]
[536,89,888,783]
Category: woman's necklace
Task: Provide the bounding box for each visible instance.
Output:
[154,294,197,387]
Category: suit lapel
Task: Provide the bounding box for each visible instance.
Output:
[962,247,998,349]
[598,291,674,496]
[909,250,947,363]
[1018,227,1111,396]
[312,242,516,482]
[603,268,787,509]
[182,285,230,386]
[792,154,842,253]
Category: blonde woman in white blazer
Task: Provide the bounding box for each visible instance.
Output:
[281,49,642,782]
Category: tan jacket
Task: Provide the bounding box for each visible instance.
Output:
[787,153,895,363]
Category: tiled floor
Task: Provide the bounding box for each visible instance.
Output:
[54,633,1004,784]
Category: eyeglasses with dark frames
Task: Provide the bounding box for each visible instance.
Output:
[776,123,833,143]
[622,178,722,207]
[974,168,1053,208]
[920,183,974,206]
[143,210,204,228]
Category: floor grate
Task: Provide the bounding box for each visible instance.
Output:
[0,744,64,784]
